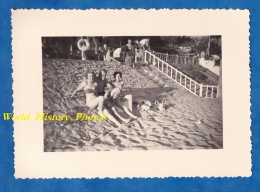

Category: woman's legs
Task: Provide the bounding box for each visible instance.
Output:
[121,94,138,119]
[111,90,138,119]
[107,88,131,122]
[86,96,122,127]
[87,96,104,114]
[124,94,133,111]
[111,106,131,123]
[102,108,121,127]
[122,106,138,119]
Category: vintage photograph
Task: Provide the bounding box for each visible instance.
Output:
[13,9,250,178]
[42,36,223,152]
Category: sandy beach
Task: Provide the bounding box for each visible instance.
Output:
[43,59,223,151]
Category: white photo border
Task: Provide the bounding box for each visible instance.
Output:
[12,9,251,178]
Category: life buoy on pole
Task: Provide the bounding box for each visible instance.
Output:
[77,38,90,60]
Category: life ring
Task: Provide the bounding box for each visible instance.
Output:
[77,38,90,51]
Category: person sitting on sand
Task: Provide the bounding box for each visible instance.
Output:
[93,70,134,123]
[71,71,121,127]
[95,69,112,97]
[109,71,138,120]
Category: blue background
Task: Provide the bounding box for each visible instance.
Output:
[0,0,259,191]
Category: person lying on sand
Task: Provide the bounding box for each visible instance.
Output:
[71,71,121,127]
[108,71,139,121]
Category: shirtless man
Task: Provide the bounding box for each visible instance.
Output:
[95,69,111,97]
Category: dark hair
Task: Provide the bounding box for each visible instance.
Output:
[114,71,122,78]
[99,69,107,78]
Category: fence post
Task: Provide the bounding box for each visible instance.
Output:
[200,84,203,97]
[144,51,147,63]
[153,56,156,66]
[192,56,195,64]
[176,55,178,64]
[152,51,155,65]
[166,53,168,63]
[162,61,164,72]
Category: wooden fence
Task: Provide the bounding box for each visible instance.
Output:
[144,51,218,98]
[153,51,199,65]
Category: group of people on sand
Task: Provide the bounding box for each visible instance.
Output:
[71,69,138,127]
[98,39,151,68]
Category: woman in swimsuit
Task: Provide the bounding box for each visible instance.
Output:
[71,71,121,127]
[109,71,138,120]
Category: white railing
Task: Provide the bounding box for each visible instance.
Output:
[144,51,218,98]
[153,51,198,65]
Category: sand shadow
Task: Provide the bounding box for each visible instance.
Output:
[126,86,178,105]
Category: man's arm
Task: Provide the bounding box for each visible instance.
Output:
[104,82,113,99]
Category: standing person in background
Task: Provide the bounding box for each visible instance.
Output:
[133,40,141,64]
[125,39,135,68]
[126,39,133,50]
[120,45,127,62]
[98,43,108,61]
[143,39,150,51]
[142,39,150,63]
